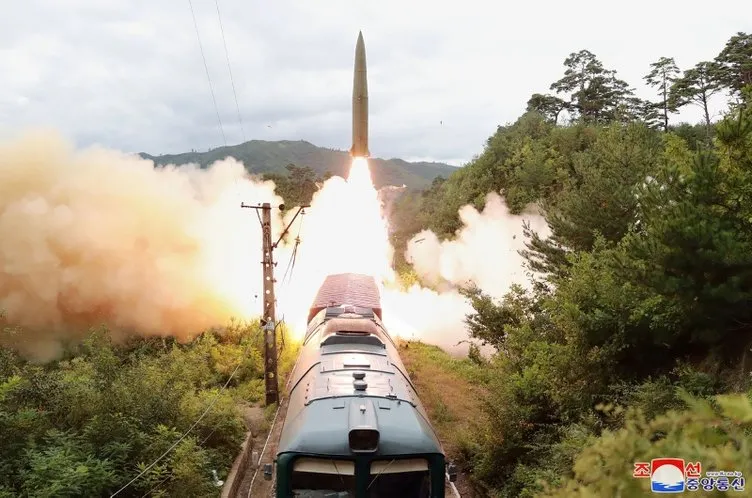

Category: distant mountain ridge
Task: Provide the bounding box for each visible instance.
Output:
[139,140,458,189]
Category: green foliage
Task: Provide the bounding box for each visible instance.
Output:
[644,57,680,131]
[382,32,752,498]
[670,61,724,131]
[0,324,271,497]
[671,121,717,150]
[549,50,638,124]
[714,32,752,101]
[526,95,569,125]
[462,284,540,351]
[455,105,752,498]
[542,391,752,497]
[262,164,322,207]
[21,430,116,498]
[522,123,662,279]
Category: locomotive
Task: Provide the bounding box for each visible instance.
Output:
[267,273,454,497]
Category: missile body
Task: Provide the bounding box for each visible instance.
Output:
[350,31,369,157]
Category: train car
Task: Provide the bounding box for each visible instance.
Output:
[269,273,454,497]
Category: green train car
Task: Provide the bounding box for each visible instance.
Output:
[265,273,455,497]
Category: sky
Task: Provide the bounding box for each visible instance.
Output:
[0,0,746,166]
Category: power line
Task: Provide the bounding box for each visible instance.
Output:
[110,362,242,497]
[281,212,304,284]
[188,0,227,147]
[213,0,246,143]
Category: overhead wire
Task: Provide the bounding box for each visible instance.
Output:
[110,362,242,497]
[187,0,227,147]
[175,7,307,494]
[213,0,246,143]
[281,210,305,284]
[130,5,300,497]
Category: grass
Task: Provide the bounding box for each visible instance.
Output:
[397,339,491,460]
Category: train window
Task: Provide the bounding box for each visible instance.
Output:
[291,458,356,498]
[367,459,430,498]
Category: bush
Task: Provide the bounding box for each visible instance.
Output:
[0,325,265,496]
[542,391,752,496]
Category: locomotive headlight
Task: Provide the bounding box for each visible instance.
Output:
[349,429,379,453]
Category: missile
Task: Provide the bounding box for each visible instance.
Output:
[350,31,370,157]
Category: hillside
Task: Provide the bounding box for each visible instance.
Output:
[139,140,458,189]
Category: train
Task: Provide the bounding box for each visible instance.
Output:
[265,273,455,497]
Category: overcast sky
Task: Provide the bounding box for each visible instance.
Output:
[0,0,746,165]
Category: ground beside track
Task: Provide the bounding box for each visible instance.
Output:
[398,339,493,498]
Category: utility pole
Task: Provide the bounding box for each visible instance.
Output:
[241,201,309,406]
[259,203,278,405]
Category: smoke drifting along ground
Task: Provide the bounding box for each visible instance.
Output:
[0,131,280,359]
[0,131,549,359]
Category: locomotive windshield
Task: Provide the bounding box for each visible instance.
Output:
[291,458,356,497]
[367,458,431,498]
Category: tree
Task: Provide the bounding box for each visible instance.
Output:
[644,57,680,131]
[615,96,661,128]
[522,123,661,278]
[670,61,723,133]
[262,164,321,206]
[615,109,752,357]
[550,50,636,124]
[526,93,569,125]
[714,31,752,102]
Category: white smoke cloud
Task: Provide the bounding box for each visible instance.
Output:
[406,192,550,301]
[0,130,284,359]
[0,131,552,362]
[378,192,550,357]
[380,285,475,356]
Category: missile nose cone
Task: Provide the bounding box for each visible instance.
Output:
[355,32,366,61]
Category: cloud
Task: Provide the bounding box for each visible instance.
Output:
[0,0,746,162]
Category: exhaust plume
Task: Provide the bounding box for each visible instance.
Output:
[406,192,550,301]
[0,130,280,360]
[0,130,551,361]
[388,192,549,356]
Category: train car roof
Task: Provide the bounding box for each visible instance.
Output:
[308,273,382,322]
[278,308,442,458]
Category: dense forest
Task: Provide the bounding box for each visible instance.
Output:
[1,29,750,497]
[388,31,752,496]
